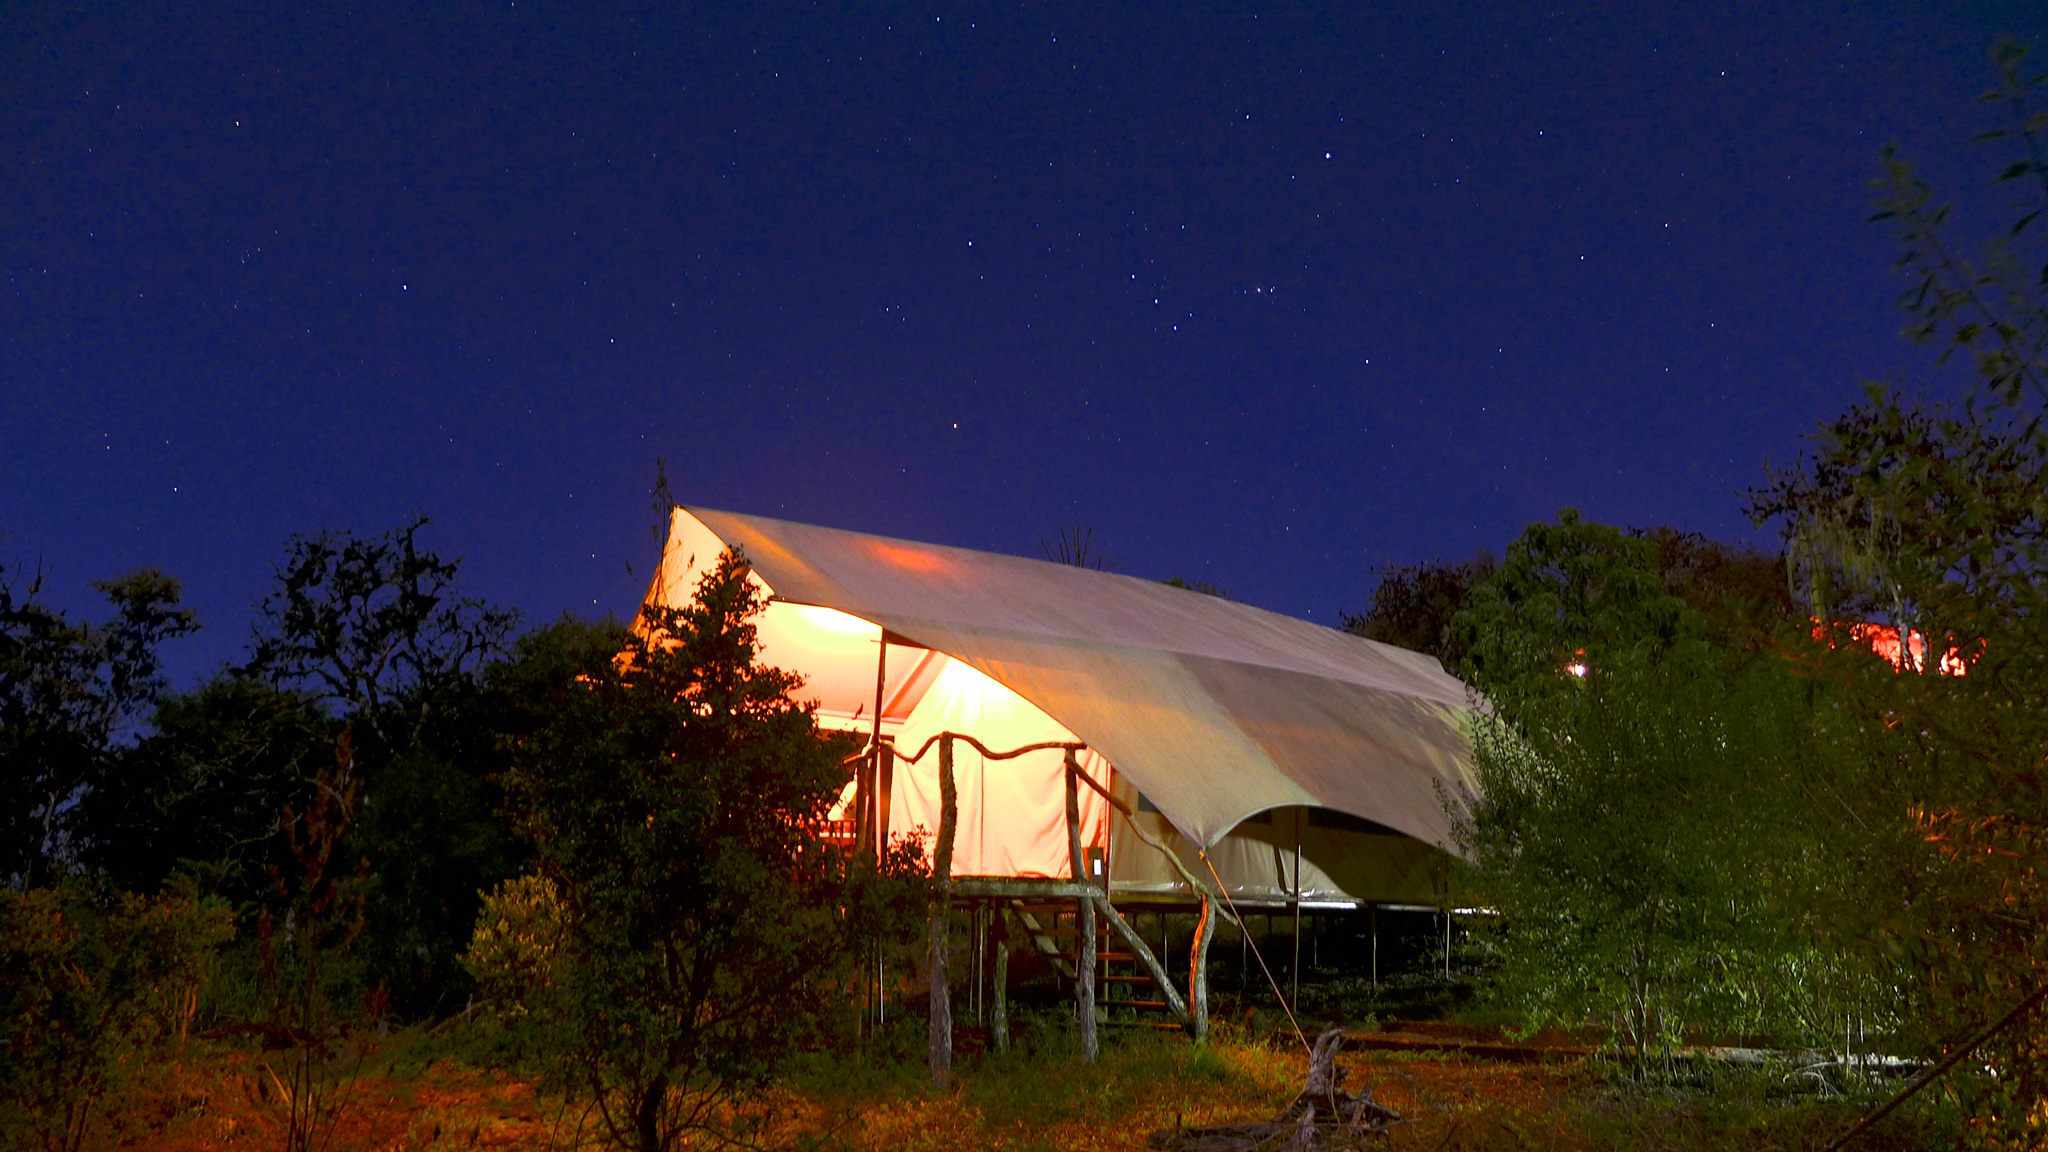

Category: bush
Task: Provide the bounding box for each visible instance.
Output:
[495,554,920,1152]
[462,873,567,1015]
[0,883,233,1152]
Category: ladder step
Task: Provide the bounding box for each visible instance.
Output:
[1115,998,1173,1010]
[1102,973,1152,984]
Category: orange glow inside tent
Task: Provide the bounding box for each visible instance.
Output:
[1823,620,1972,677]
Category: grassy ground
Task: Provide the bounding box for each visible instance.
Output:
[104,1013,1945,1151]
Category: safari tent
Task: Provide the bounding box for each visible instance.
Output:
[640,505,1479,1057]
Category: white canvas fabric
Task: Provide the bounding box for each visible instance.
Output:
[646,506,1479,854]
[884,659,1113,879]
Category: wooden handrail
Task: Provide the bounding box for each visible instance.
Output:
[849,729,1238,927]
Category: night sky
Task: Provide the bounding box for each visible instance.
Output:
[8,4,2047,685]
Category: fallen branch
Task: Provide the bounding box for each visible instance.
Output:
[1149,1028,1400,1151]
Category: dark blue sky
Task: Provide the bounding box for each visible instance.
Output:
[7,3,2045,684]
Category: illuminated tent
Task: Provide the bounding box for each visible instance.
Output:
[642,506,1478,907]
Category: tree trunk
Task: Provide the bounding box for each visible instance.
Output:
[635,1076,667,1152]
[928,736,958,1086]
[1189,893,1215,1042]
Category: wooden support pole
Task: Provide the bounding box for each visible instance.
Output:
[1065,763,1240,931]
[1370,904,1379,989]
[861,635,887,857]
[1291,810,1303,1008]
[1064,751,1098,1063]
[927,735,957,1087]
[991,909,1012,1054]
[1189,894,1215,1041]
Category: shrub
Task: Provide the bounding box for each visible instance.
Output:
[0,883,233,1152]
[462,873,567,1014]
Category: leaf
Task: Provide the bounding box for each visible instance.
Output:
[2014,209,2042,236]
[1997,162,2030,182]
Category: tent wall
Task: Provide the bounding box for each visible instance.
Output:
[1108,785,1449,907]
[883,659,1111,879]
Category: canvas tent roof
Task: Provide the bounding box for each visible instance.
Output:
[649,506,1479,853]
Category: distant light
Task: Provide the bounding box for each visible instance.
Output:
[1565,661,1588,679]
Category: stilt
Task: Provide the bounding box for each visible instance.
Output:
[992,908,1011,1053]
[971,902,984,1025]
[927,736,958,1086]
[1188,893,1215,1041]
[1238,914,1248,998]
[859,635,888,1037]
[1064,752,1098,1062]
[1370,904,1378,989]
[1441,905,1451,979]
[1291,811,1303,1007]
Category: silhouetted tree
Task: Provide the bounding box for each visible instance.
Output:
[0,566,194,886]
[244,519,521,1016]
[1039,525,1107,570]
[1342,555,1495,668]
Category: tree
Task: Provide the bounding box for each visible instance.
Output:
[1748,39,2048,1145]
[1348,536,1787,672]
[77,676,334,910]
[1450,512,1850,1073]
[245,519,521,1016]
[1342,555,1496,667]
[497,556,878,1152]
[1039,525,1107,570]
[1634,527,1795,645]
[0,567,195,887]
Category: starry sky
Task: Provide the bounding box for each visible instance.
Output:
[7,3,2047,684]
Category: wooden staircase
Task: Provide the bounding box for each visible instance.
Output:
[1011,900,1177,1021]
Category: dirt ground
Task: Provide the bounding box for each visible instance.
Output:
[101,1029,1917,1152]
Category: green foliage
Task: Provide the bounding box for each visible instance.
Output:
[462,873,567,1015]
[0,567,195,886]
[0,883,233,1152]
[1451,512,1874,1072]
[1750,37,2048,1147]
[497,552,916,1152]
